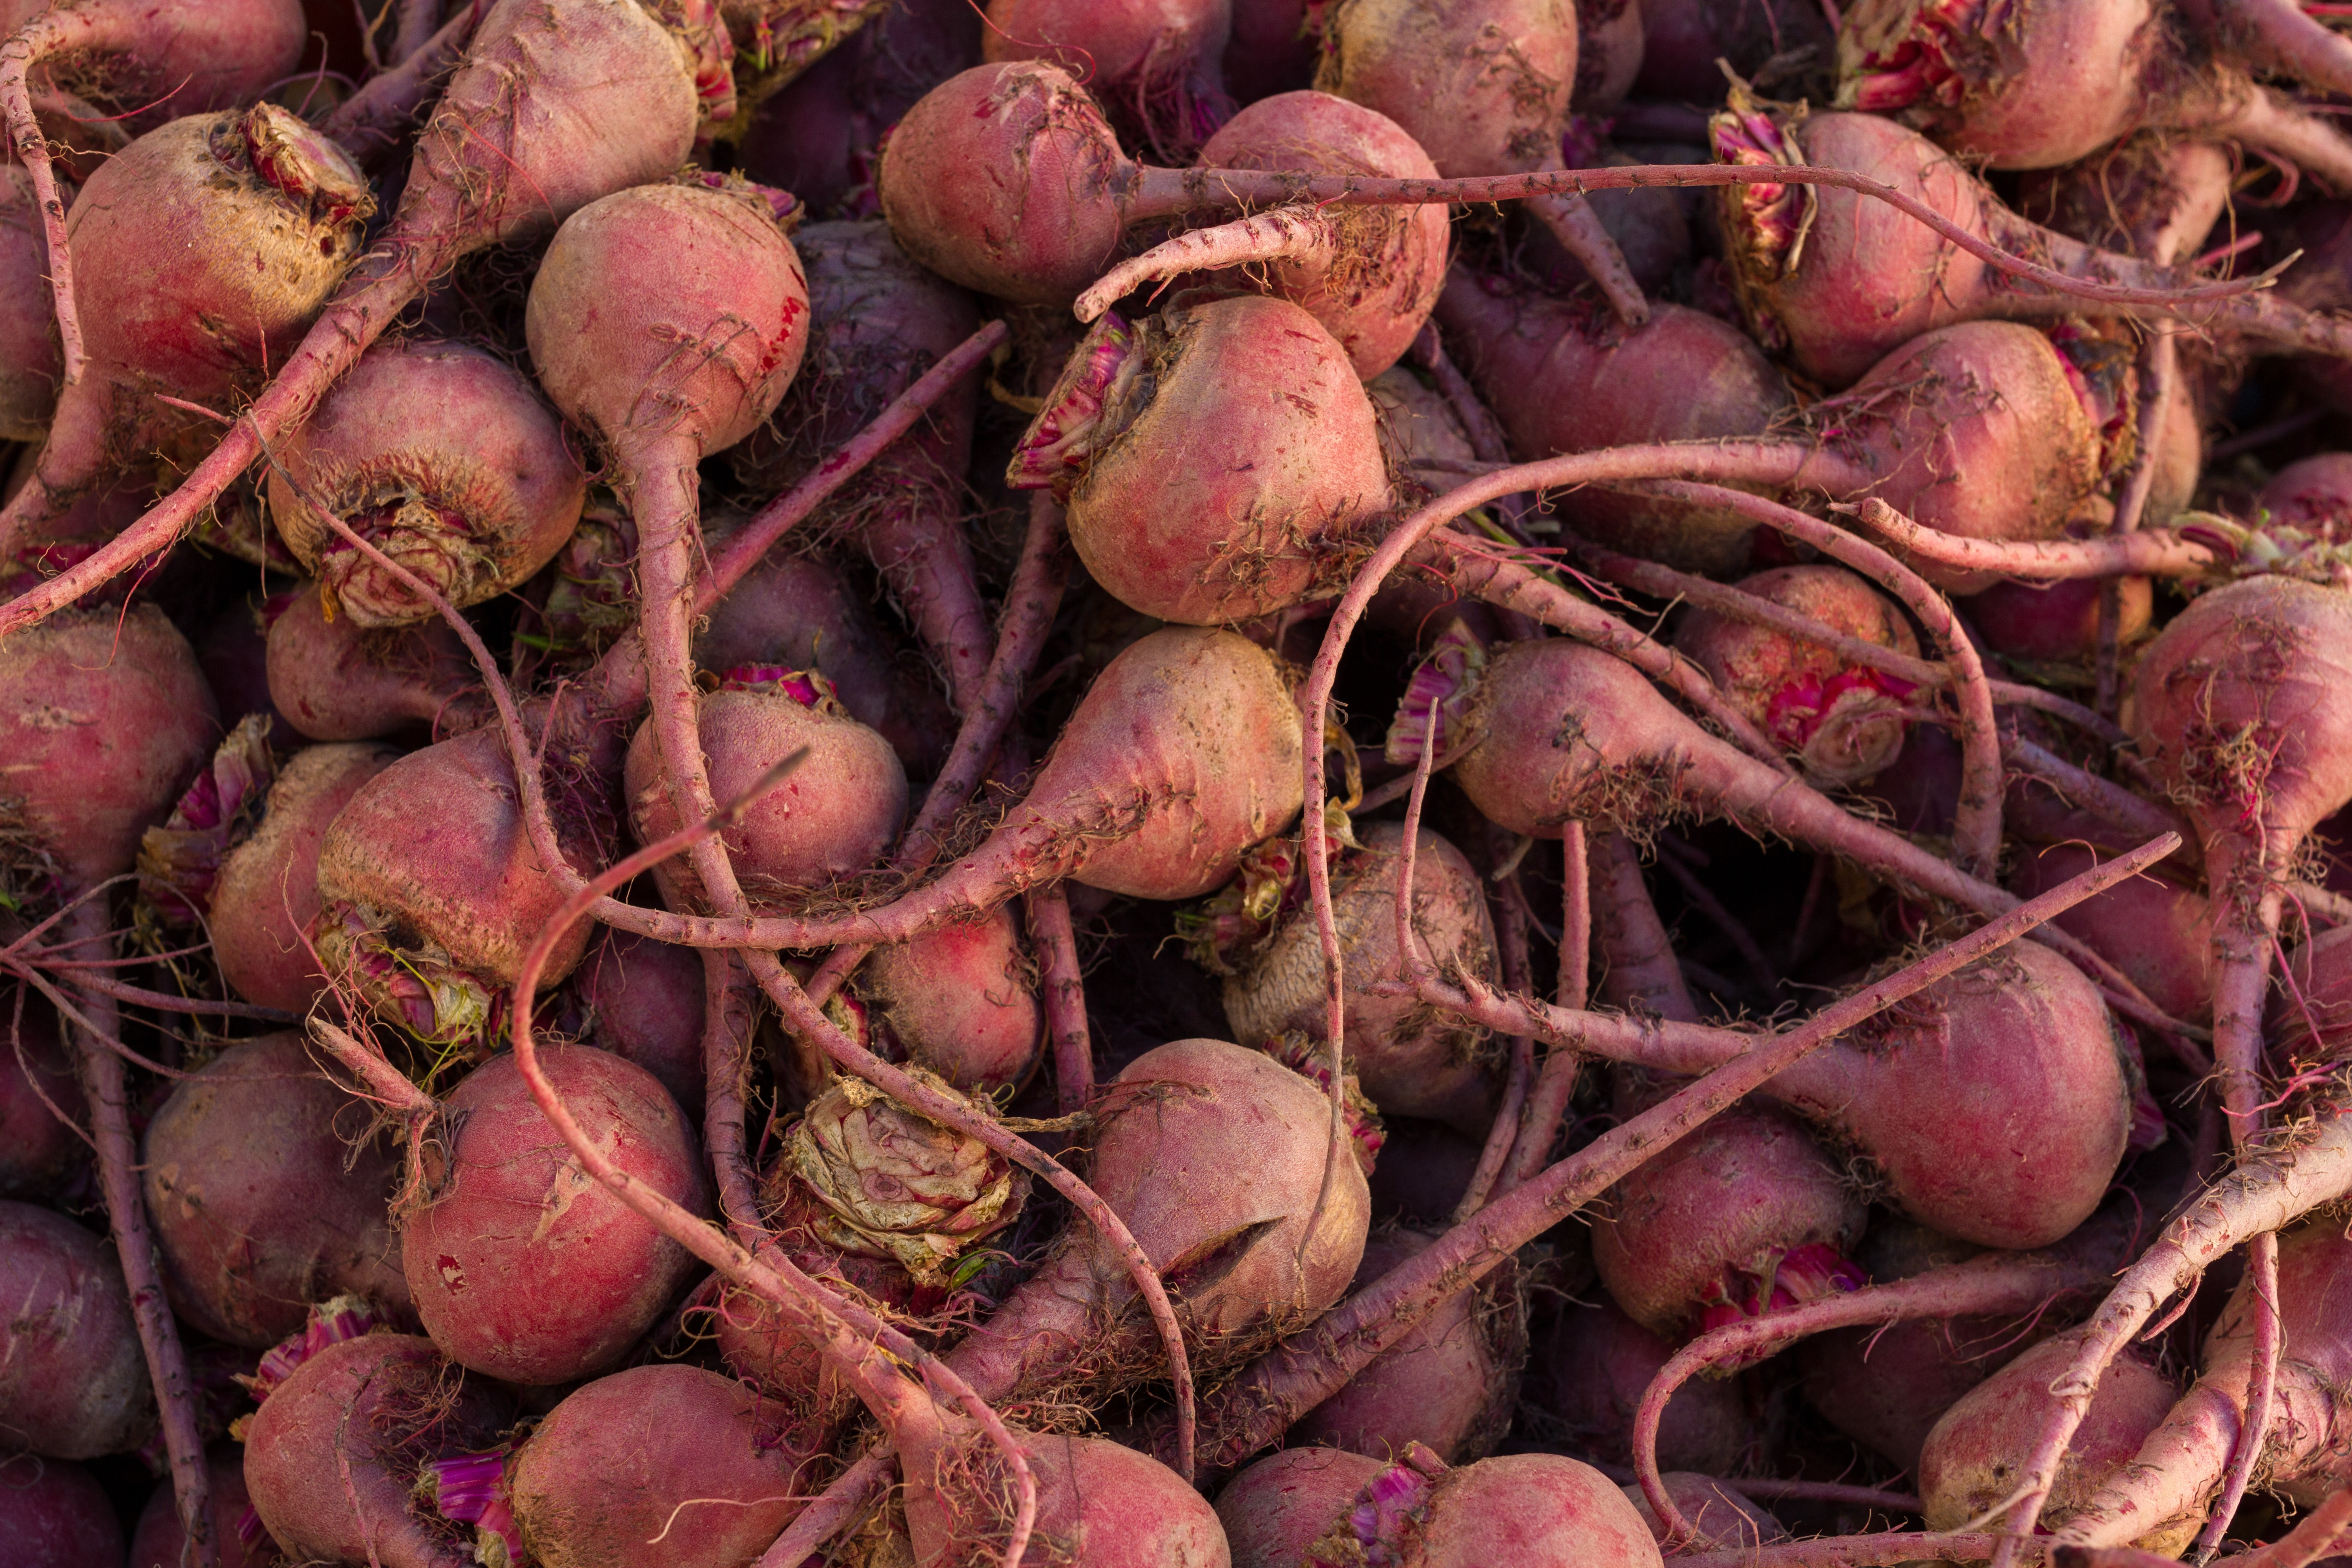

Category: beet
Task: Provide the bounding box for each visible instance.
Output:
[142,1032,411,1348]
[573,928,708,1113]
[0,1200,155,1458]
[265,582,480,742]
[858,904,1045,1098]
[0,999,87,1199]
[0,1454,125,1568]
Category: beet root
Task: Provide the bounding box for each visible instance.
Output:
[0,1200,155,1459]
[1531,1298,1751,1475]
[312,725,605,1046]
[142,1032,411,1348]
[208,741,400,1014]
[572,928,708,1113]
[401,1046,711,1384]
[1294,1224,1527,1464]
[946,1037,1369,1403]
[2009,842,2214,1024]
[264,582,480,742]
[981,0,1233,162]
[266,338,587,625]
[858,904,1045,1098]
[1011,294,1391,625]
[505,1363,827,1568]
[1209,821,1503,1135]
[242,1332,513,1568]
[0,603,219,893]
[0,1000,88,1199]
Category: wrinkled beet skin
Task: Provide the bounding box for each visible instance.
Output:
[143,1032,412,1348]
[1296,1225,1525,1463]
[510,1364,826,1568]
[1225,823,1501,1135]
[0,1455,124,1568]
[0,605,220,887]
[0,1002,88,1198]
[947,1038,1370,1403]
[402,1047,712,1385]
[243,1333,512,1568]
[210,743,400,1014]
[0,1200,156,1460]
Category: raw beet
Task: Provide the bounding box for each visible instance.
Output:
[311,725,605,1046]
[982,0,1234,162]
[1011,294,1390,625]
[0,165,58,441]
[1964,571,2155,666]
[0,1200,155,1458]
[0,999,87,1199]
[1670,564,1920,785]
[1529,1298,1749,1475]
[0,1454,124,1568]
[265,582,480,742]
[694,538,957,778]
[1623,1474,1785,1551]
[208,742,400,1014]
[242,1332,513,1568]
[505,1363,827,1568]
[573,928,708,1112]
[129,1449,274,1568]
[1213,822,1503,1135]
[1434,270,1790,576]
[400,1046,711,1385]
[624,668,909,908]
[265,338,587,625]
[858,904,1045,1097]
[2009,842,2214,1024]
[1294,1224,1526,1463]
[142,1031,411,1347]
[946,1037,1369,1402]
[0,604,219,892]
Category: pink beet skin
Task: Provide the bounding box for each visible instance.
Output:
[946,1038,1369,1403]
[264,582,480,742]
[1191,90,1452,378]
[142,1032,412,1348]
[0,1454,124,1568]
[243,1332,513,1568]
[0,604,220,889]
[573,928,709,1112]
[0,1200,156,1459]
[2009,842,2215,1023]
[1295,1225,1526,1463]
[1019,294,1390,626]
[402,1046,711,1385]
[266,338,587,626]
[983,0,1233,161]
[208,742,400,1014]
[507,1363,828,1568]
[859,904,1045,1097]
[1530,1301,1749,1475]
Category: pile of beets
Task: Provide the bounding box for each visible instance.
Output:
[26,0,2352,1564]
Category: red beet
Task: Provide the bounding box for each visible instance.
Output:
[265,338,587,625]
[572,928,708,1113]
[1010,294,1390,625]
[265,583,480,742]
[1529,1298,1749,1475]
[0,1200,155,1458]
[1294,1225,1526,1463]
[503,1363,826,1567]
[129,1450,274,1568]
[142,1032,410,1348]
[0,166,57,442]
[1208,821,1503,1135]
[946,1037,1369,1402]
[2009,842,2214,1024]
[401,1046,710,1384]
[242,1332,512,1568]
[312,726,605,1046]
[983,0,1234,162]
[208,742,399,1014]
[858,904,1045,1098]
[0,1454,125,1568]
